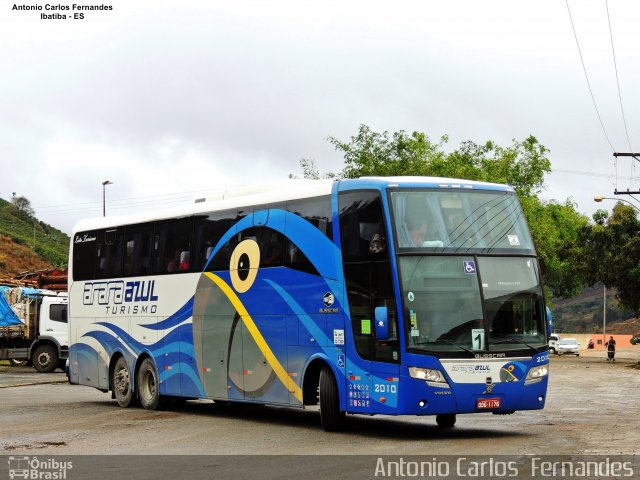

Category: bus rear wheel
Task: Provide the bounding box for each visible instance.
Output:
[319,365,345,431]
[138,358,161,410]
[436,414,456,428]
[112,357,136,408]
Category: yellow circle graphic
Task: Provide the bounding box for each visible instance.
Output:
[230,239,260,293]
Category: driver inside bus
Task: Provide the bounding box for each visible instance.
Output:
[409,219,428,246]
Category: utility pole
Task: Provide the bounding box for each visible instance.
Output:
[603,284,606,347]
[613,152,640,196]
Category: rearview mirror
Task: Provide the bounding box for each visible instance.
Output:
[375,306,389,341]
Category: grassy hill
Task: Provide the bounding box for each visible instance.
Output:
[0,197,69,275]
[552,284,639,334]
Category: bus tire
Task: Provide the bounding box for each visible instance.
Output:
[112,356,136,408]
[33,345,58,373]
[436,414,456,428]
[138,358,161,410]
[319,365,345,431]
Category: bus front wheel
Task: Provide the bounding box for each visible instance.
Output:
[436,414,456,428]
[138,358,161,410]
[319,365,345,431]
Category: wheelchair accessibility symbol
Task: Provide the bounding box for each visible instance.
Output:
[463,260,477,275]
[337,354,345,368]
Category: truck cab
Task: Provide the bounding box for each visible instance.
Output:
[549,333,561,354]
[38,296,68,346]
[30,294,68,372]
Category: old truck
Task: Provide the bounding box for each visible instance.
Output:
[0,286,68,373]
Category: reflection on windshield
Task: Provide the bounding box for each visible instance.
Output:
[391,190,534,252]
[399,256,546,353]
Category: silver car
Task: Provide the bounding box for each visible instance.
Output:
[557,338,580,356]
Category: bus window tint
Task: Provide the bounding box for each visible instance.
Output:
[97,229,123,278]
[194,210,236,271]
[153,218,193,274]
[391,190,534,252]
[123,224,152,277]
[72,230,98,281]
[286,196,332,240]
[261,228,284,268]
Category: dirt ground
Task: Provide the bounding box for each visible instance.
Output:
[1,347,639,456]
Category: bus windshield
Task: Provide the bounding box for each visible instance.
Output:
[390,189,534,253]
[398,256,546,354]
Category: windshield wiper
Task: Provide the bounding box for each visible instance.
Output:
[491,336,541,354]
[432,338,476,355]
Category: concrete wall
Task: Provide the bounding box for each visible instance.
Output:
[554,333,632,350]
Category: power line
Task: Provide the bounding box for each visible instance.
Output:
[565,0,616,152]
[606,0,634,153]
[34,188,214,211]
[552,167,637,181]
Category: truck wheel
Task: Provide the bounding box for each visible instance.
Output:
[436,414,456,428]
[138,358,161,410]
[112,357,137,408]
[33,345,58,373]
[9,359,29,367]
[319,365,345,431]
[549,348,556,354]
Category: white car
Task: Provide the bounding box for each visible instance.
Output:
[557,338,580,356]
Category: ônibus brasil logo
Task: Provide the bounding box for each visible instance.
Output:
[8,456,73,480]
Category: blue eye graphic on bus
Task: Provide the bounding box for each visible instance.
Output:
[499,362,526,382]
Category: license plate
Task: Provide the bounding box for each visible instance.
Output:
[477,397,501,409]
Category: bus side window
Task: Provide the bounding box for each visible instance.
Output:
[153,218,193,275]
[339,190,399,364]
[260,228,284,268]
[123,223,153,277]
[196,209,237,272]
[72,230,98,281]
[96,229,123,279]
[286,195,333,241]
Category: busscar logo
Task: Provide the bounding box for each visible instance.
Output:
[8,456,73,480]
[323,292,334,307]
[83,280,159,315]
[475,353,506,359]
[319,292,338,313]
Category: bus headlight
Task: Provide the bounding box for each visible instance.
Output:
[525,364,549,385]
[409,367,448,386]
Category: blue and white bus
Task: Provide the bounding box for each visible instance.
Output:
[68,177,549,430]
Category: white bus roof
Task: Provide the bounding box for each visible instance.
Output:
[72,179,335,233]
[71,176,513,233]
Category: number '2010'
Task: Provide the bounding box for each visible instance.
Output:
[374,384,397,394]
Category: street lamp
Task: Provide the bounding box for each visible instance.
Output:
[102,180,113,217]
[594,194,640,213]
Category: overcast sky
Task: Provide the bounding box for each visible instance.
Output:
[1,0,639,234]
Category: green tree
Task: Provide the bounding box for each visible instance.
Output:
[524,196,589,297]
[328,124,551,197]
[11,193,35,217]
[578,204,640,312]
